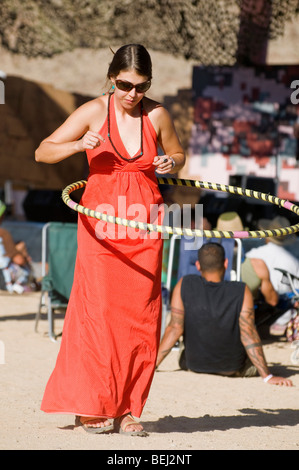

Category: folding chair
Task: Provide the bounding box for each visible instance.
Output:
[176,236,242,282]
[274,268,299,365]
[35,222,77,341]
[161,235,181,337]
[160,235,242,337]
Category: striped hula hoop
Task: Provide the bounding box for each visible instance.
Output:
[62,178,299,239]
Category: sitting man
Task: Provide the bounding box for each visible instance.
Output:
[156,242,292,386]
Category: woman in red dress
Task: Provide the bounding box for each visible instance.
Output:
[35,44,185,435]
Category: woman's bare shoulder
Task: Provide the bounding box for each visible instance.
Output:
[143,96,163,114]
[75,94,108,129]
[78,94,107,115]
[143,97,170,131]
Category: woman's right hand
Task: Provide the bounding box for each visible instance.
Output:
[79,131,105,151]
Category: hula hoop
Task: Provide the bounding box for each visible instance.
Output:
[62,178,299,239]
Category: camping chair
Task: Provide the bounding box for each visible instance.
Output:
[35,222,77,341]
[176,236,242,282]
[161,235,181,337]
[160,235,243,337]
[274,268,299,365]
[254,268,299,365]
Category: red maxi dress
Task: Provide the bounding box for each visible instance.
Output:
[41,93,164,418]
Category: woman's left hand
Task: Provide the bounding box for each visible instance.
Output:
[153,155,175,174]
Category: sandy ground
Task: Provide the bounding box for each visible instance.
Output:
[1,19,299,455]
[0,289,298,452]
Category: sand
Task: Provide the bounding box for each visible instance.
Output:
[1,21,299,454]
[0,289,298,452]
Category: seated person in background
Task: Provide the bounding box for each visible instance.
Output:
[241,257,279,307]
[0,199,36,293]
[215,211,244,233]
[156,242,292,386]
[215,211,245,278]
[243,216,299,336]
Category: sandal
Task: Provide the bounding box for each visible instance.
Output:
[115,413,148,437]
[75,415,114,434]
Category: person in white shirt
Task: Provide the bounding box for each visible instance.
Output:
[244,216,299,335]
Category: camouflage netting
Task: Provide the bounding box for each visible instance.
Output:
[0,0,299,63]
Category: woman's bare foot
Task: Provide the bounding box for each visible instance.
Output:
[76,416,114,433]
[117,413,148,436]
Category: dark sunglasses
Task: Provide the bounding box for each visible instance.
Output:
[115,79,151,93]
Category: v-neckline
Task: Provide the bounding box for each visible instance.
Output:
[111,93,143,160]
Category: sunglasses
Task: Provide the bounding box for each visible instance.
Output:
[115,79,151,94]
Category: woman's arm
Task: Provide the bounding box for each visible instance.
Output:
[35,98,106,164]
[150,105,185,174]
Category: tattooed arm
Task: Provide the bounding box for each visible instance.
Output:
[239,285,293,386]
[156,279,185,368]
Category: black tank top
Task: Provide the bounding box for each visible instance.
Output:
[181,275,246,373]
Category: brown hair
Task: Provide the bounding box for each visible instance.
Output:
[197,243,225,272]
[107,44,152,80]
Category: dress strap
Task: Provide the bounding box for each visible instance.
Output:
[107,93,144,162]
